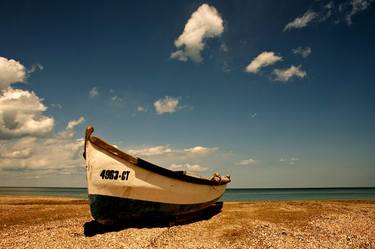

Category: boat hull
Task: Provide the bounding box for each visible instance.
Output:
[84,127,230,224]
[89,194,220,224]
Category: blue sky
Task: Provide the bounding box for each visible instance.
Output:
[0,0,374,187]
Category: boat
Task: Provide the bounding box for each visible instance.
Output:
[83,126,231,224]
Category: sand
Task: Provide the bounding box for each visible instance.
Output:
[0,196,374,249]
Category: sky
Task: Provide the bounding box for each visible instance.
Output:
[0,0,374,188]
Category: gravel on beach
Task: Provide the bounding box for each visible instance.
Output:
[1,196,374,249]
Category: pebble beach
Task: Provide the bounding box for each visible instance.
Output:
[1,196,374,249]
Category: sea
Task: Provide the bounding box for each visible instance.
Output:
[1,187,375,201]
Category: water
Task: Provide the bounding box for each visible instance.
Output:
[220,188,375,201]
[1,187,375,201]
[0,187,88,199]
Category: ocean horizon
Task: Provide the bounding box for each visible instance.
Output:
[1,186,375,201]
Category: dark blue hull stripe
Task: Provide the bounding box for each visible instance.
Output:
[89,194,220,224]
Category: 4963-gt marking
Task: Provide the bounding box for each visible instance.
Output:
[100,170,130,180]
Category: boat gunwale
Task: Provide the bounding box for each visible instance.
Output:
[84,126,228,186]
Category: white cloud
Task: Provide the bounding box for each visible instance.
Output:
[51,103,62,109]
[170,3,224,62]
[0,128,218,174]
[154,96,180,114]
[125,144,220,175]
[346,0,372,25]
[0,88,54,139]
[320,2,334,22]
[169,163,208,173]
[111,95,123,103]
[27,64,44,74]
[245,52,282,74]
[1,148,33,159]
[183,146,218,155]
[0,57,26,90]
[284,0,372,30]
[292,46,312,58]
[284,10,318,31]
[89,87,98,97]
[273,65,306,82]
[127,145,217,157]
[66,116,85,130]
[170,50,188,62]
[0,138,34,159]
[0,56,85,176]
[137,106,147,112]
[280,157,299,165]
[0,125,84,172]
[237,158,257,166]
[127,145,173,157]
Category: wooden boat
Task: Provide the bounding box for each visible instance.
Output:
[83,126,231,224]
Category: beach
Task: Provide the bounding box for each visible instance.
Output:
[1,196,374,248]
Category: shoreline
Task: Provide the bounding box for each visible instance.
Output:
[2,193,375,202]
[1,195,375,248]
[2,186,375,203]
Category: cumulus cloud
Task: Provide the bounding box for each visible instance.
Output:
[284,10,318,31]
[0,88,54,139]
[273,65,306,82]
[170,3,224,62]
[66,116,85,130]
[154,96,180,114]
[0,124,84,172]
[0,137,35,159]
[0,127,218,174]
[0,56,85,176]
[292,46,312,58]
[0,57,26,90]
[237,158,257,166]
[245,52,282,74]
[169,163,208,173]
[1,148,33,159]
[89,87,98,97]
